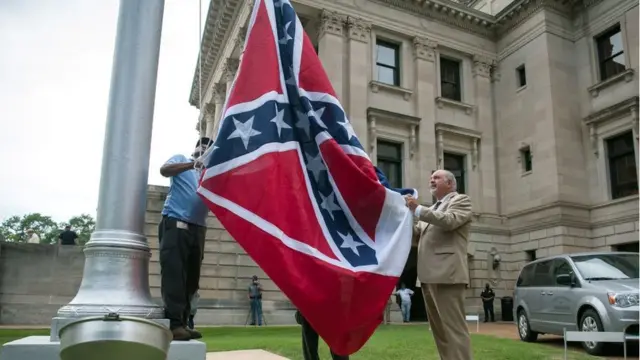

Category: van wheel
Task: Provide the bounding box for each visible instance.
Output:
[580,309,607,355]
[517,310,538,342]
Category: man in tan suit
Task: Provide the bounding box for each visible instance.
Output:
[405,169,473,360]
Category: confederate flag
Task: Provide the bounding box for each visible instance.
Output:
[198,0,416,355]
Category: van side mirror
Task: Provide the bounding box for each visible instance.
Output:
[556,273,575,287]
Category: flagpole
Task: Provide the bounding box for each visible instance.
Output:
[56,0,166,321]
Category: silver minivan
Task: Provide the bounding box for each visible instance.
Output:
[514,251,639,355]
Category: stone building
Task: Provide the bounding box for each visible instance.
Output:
[146,0,640,323]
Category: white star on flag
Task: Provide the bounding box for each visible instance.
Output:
[338,119,357,140]
[279,22,293,44]
[270,104,291,137]
[227,116,261,149]
[305,152,325,183]
[319,191,341,221]
[338,232,364,256]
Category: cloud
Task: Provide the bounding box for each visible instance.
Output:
[0,0,203,222]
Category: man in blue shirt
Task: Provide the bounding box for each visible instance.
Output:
[159,137,212,341]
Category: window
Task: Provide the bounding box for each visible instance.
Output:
[606,131,638,199]
[375,40,400,86]
[516,65,526,88]
[525,250,536,262]
[443,153,466,194]
[377,140,402,188]
[552,259,575,286]
[440,57,461,101]
[572,253,639,280]
[520,146,532,173]
[613,242,640,253]
[516,264,535,287]
[531,260,553,287]
[596,25,626,81]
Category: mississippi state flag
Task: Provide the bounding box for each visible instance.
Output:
[197,0,416,355]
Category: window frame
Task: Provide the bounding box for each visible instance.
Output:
[376,139,403,188]
[596,25,626,81]
[520,146,533,173]
[605,131,638,200]
[443,152,466,194]
[375,39,401,87]
[439,56,462,102]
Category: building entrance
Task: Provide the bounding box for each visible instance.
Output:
[395,245,427,322]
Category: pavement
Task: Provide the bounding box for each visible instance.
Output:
[206,350,289,360]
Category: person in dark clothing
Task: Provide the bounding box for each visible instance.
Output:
[480,283,495,323]
[58,226,78,245]
[159,137,212,340]
[295,310,349,360]
[248,275,263,326]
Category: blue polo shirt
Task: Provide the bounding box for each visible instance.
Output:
[161,154,209,227]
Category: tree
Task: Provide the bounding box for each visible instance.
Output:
[61,214,96,245]
[0,213,96,245]
[0,213,59,244]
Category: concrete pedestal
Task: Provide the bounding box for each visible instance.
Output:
[0,336,206,360]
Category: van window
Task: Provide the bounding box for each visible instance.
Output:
[572,253,639,280]
[552,259,574,286]
[532,260,553,286]
[516,263,536,287]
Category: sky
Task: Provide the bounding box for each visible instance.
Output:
[0,0,207,223]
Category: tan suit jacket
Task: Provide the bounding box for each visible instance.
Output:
[415,192,472,285]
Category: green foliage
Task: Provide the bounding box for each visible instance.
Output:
[0,213,96,245]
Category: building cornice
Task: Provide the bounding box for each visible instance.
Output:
[189,0,244,108]
[189,0,606,110]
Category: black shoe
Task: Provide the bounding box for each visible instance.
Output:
[187,328,202,339]
[172,327,192,341]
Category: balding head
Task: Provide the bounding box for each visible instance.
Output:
[430,170,457,200]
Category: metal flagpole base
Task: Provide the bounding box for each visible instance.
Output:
[55,230,164,320]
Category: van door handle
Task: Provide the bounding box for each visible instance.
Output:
[547,291,553,295]
[541,291,546,295]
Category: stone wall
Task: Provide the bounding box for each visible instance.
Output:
[0,242,84,325]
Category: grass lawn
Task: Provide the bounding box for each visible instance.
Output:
[0,325,599,360]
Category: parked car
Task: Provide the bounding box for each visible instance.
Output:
[513,251,639,355]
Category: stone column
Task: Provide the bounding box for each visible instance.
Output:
[224,58,240,94]
[211,83,226,137]
[346,16,371,149]
[413,37,438,199]
[472,55,498,214]
[204,102,216,138]
[318,10,346,100]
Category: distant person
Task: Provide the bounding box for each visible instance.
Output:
[25,229,40,244]
[395,283,414,323]
[248,275,263,326]
[480,283,495,323]
[159,137,212,341]
[58,225,78,245]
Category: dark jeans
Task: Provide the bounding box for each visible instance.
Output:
[250,298,263,325]
[300,313,349,360]
[483,301,495,322]
[159,216,206,330]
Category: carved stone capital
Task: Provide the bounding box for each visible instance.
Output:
[235,26,247,49]
[224,58,240,82]
[472,55,494,78]
[346,17,371,43]
[319,10,345,38]
[204,102,216,115]
[413,37,437,62]
[213,83,226,104]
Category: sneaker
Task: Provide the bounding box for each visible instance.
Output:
[172,327,192,341]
